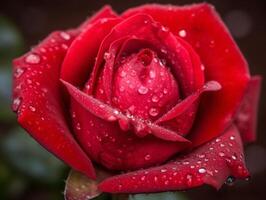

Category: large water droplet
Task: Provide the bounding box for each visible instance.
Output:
[138,86,148,94]
[25,53,40,64]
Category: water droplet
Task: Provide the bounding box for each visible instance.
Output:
[160,169,167,173]
[119,86,125,92]
[163,88,168,94]
[25,53,40,64]
[201,64,205,71]
[107,115,117,121]
[198,154,205,158]
[178,29,187,37]
[113,109,119,115]
[183,161,190,165]
[14,68,25,78]
[225,176,235,186]
[149,70,156,78]
[104,52,111,60]
[29,105,36,112]
[138,86,148,94]
[216,138,221,142]
[151,95,159,103]
[149,107,159,117]
[154,176,158,182]
[60,32,71,40]
[13,97,22,110]
[232,155,237,160]
[219,152,225,157]
[161,26,169,32]
[230,136,235,140]
[120,70,127,77]
[164,180,169,185]
[144,154,151,161]
[186,174,193,186]
[198,168,206,174]
[140,176,146,181]
[76,123,81,130]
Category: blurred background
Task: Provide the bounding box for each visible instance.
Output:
[0,0,265,199]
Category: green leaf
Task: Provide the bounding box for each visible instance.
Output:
[128,192,188,200]
[65,169,112,200]
[0,127,65,182]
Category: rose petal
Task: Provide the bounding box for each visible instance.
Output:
[156,81,221,123]
[85,13,204,98]
[79,5,118,30]
[235,76,262,143]
[61,18,121,87]
[62,80,189,143]
[64,168,112,200]
[122,3,250,147]
[99,125,249,193]
[12,31,96,178]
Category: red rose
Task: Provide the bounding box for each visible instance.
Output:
[12,3,261,194]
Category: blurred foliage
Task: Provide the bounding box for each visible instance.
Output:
[0,16,23,121]
[0,15,67,200]
[128,192,187,200]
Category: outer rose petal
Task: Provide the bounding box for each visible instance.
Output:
[12,31,95,178]
[122,3,250,147]
[79,5,118,30]
[235,76,262,143]
[61,18,121,86]
[99,125,249,193]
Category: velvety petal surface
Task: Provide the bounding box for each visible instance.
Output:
[62,80,191,170]
[12,31,96,178]
[235,76,262,143]
[122,3,250,147]
[99,125,249,193]
[61,18,121,86]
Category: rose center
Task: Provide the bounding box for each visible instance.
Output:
[112,49,180,120]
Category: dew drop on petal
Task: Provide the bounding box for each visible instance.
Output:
[25,53,40,64]
[160,169,167,173]
[178,29,187,37]
[138,86,149,94]
[149,107,159,117]
[198,168,206,174]
[219,152,225,157]
[14,68,25,78]
[149,70,156,78]
[230,136,235,140]
[225,176,235,186]
[13,97,22,110]
[60,31,71,40]
[151,95,159,103]
[144,154,151,161]
[29,105,36,112]
[163,88,168,94]
[107,115,117,121]
[119,70,127,78]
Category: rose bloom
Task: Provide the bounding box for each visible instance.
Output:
[12,3,261,194]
